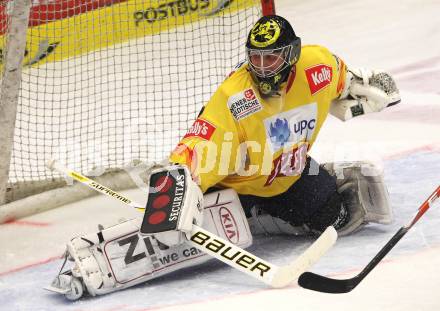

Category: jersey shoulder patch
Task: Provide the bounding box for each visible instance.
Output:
[304,63,333,95]
[299,46,335,95]
[183,118,216,140]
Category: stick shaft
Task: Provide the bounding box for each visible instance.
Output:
[298,184,440,293]
[48,159,145,211]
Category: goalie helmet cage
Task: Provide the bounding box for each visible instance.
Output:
[0,0,275,219]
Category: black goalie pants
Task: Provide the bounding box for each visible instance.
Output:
[238,158,345,233]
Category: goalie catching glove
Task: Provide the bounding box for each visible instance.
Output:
[331,67,401,121]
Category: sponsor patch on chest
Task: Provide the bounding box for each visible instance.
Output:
[305,64,333,95]
[228,88,263,120]
[263,103,318,153]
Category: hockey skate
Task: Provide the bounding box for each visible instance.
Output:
[45,252,85,300]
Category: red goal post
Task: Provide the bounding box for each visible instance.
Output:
[261,0,275,16]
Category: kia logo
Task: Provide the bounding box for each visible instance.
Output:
[219,207,239,244]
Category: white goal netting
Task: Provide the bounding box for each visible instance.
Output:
[0,0,261,202]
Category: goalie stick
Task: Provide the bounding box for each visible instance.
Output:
[47,159,337,288]
[298,185,440,294]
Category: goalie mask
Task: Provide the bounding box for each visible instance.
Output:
[246,15,301,97]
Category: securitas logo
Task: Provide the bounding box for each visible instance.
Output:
[184,118,216,140]
[305,64,332,95]
[228,88,262,121]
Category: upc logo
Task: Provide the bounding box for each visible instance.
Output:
[268,118,291,147]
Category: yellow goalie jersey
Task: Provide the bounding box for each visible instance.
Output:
[170,45,347,197]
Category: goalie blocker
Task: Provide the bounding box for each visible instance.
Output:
[46,188,252,299]
[139,165,204,246]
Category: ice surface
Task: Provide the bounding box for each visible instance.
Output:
[1,0,440,310]
[1,152,439,310]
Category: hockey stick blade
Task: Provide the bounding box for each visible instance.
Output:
[270,225,337,288]
[48,159,338,288]
[298,185,440,294]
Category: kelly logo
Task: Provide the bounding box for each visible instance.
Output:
[305,64,332,95]
[184,118,216,140]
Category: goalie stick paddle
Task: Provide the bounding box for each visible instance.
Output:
[298,185,440,294]
[47,159,338,288]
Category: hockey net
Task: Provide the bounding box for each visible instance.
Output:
[0,0,262,216]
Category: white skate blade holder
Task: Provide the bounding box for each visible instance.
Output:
[44,274,84,300]
[45,283,69,295]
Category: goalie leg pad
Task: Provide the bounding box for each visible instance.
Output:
[322,161,393,236]
[48,189,251,299]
